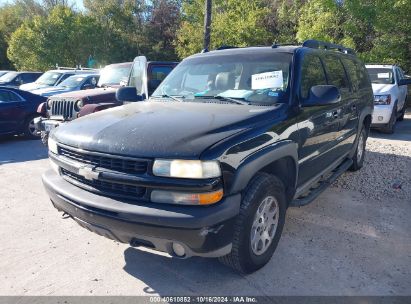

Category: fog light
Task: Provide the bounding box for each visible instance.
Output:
[378,116,383,121]
[172,243,186,257]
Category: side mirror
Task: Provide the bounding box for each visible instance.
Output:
[116,86,144,102]
[398,78,411,86]
[303,85,341,107]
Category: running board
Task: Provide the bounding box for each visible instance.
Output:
[290,158,353,207]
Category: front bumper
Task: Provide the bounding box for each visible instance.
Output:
[371,105,392,125]
[42,170,240,258]
[34,117,61,132]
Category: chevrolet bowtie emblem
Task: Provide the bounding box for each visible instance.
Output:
[78,165,100,181]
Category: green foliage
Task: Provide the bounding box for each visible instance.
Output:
[8,6,104,70]
[176,0,273,58]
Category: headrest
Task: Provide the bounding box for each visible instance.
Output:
[215,72,235,91]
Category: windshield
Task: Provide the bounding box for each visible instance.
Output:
[36,71,62,85]
[0,72,18,82]
[98,65,130,87]
[58,75,86,88]
[367,68,394,84]
[152,52,292,105]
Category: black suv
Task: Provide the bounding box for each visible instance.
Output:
[43,40,373,274]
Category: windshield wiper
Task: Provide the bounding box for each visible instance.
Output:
[152,94,185,102]
[194,95,249,105]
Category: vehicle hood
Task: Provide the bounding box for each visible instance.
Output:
[54,87,117,99]
[20,82,49,91]
[371,83,396,95]
[53,101,280,158]
[31,87,72,96]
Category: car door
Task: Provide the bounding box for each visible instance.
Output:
[0,89,27,134]
[296,52,342,186]
[323,54,359,154]
[128,56,148,98]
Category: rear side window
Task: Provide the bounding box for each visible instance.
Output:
[356,63,371,89]
[300,54,327,99]
[0,90,22,102]
[150,66,173,82]
[322,55,350,90]
[342,58,361,92]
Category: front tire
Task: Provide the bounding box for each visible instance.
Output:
[219,173,286,274]
[381,106,397,134]
[397,103,406,121]
[40,131,49,146]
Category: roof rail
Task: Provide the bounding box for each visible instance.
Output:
[55,64,98,71]
[216,45,238,50]
[302,39,355,55]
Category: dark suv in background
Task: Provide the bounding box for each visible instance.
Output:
[35,58,177,145]
[43,40,373,274]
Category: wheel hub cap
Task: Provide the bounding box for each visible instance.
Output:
[250,196,279,255]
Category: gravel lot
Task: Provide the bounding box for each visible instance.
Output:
[0,114,410,296]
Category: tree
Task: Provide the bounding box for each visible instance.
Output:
[8,6,105,70]
[175,0,273,58]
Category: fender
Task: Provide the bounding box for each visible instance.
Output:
[229,140,299,195]
[37,102,47,117]
[78,103,119,118]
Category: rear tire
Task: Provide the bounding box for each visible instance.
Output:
[349,127,367,171]
[219,173,286,274]
[24,115,41,139]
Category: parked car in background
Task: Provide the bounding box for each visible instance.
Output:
[31,74,100,97]
[43,40,373,273]
[0,71,43,88]
[19,67,97,92]
[0,87,47,138]
[35,58,177,145]
[366,64,411,133]
[0,70,13,77]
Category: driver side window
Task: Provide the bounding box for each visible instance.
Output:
[300,54,327,100]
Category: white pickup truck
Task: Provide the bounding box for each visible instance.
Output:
[366,64,411,133]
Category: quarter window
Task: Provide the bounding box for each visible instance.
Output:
[300,54,327,99]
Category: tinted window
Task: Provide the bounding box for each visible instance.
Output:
[150,66,173,82]
[342,58,361,92]
[355,63,370,89]
[0,90,22,103]
[56,73,74,84]
[300,54,327,99]
[322,55,349,89]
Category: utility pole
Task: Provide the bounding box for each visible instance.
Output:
[203,0,212,50]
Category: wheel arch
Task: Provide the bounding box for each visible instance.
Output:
[228,140,298,203]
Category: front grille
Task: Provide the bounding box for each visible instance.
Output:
[50,99,75,119]
[59,146,148,174]
[61,168,146,200]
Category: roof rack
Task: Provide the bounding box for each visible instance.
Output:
[55,64,97,71]
[302,39,355,55]
[216,45,238,50]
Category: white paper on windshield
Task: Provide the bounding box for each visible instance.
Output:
[252,71,283,90]
[76,77,84,81]
[218,90,253,99]
[377,73,390,78]
[52,75,59,78]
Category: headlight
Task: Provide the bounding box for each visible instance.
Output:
[48,137,58,154]
[74,99,84,111]
[151,189,223,205]
[374,94,391,105]
[152,159,221,179]
[47,99,53,108]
